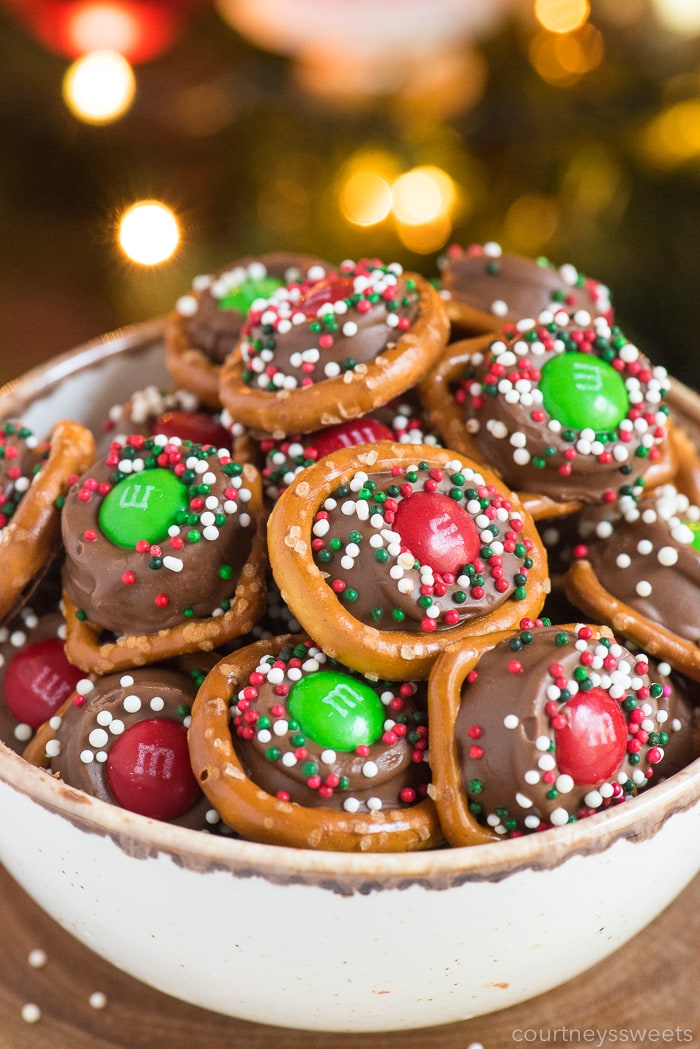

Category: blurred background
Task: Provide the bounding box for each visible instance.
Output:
[1,0,700,387]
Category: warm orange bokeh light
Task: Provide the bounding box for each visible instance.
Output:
[340,171,393,227]
[530,24,604,85]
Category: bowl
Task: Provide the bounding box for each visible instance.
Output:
[0,322,698,1033]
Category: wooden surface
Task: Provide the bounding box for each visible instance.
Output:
[0,865,697,1049]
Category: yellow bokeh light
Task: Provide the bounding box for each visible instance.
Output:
[502,194,560,255]
[391,166,456,227]
[395,214,453,255]
[534,0,590,34]
[118,201,180,266]
[62,50,136,125]
[640,100,700,168]
[339,170,393,227]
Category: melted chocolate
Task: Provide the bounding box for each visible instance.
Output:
[230,639,430,814]
[174,253,332,365]
[438,243,612,332]
[239,261,419,391]
[574,484,700,643]
[455,312,670,503]
[0,421,48,529]
[455,625,675,836]
[45,666,227,830]
[61,437,259,636]
[312,458,537,632]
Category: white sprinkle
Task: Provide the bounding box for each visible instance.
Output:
[150,696,165,712]
[123,694,141,713]
[503,714,519,729]
[88,728,109,748]
[550,807,570,827]
[89,991,108,1010]
[635,580,653,597]
[21,1003,41,1024]
[555,774,574,794]
[27,948,47,969]
[343,797,360,813]
[362,761,379,778]
[515,792,533,809]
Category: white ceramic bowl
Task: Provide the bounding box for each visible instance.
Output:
[0,323,698,1033]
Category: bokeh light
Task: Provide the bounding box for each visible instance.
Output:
[395,214,453,255]
[651,0,700,35]
[118,201,180,265]
[529,24,603,85]
[391,166,456,226]
[501,193,560,254]
[534,0,590,34]
[62,50,136,124]
[340,171,393,228]
[640,100,700,168]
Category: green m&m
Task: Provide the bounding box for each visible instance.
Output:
[684,520,700,554]
[99,468,189,549]
[539,351,629,431]
[287,670,385,751]
[218,276,283,314]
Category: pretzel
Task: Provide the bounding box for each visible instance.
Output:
[427,621,673,846]
[0,418,95,623]
[188,634,443,851]
[60,436,268,674]
[266,441,549,681]
[165,253,333,408]
[437,242,613,336]
[219,261,450,439]
[418,312,677,520]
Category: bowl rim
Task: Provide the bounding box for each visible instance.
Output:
[0,323,699,889]
[1,737,698,887]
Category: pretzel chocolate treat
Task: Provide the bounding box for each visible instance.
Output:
[428,621,682,847]
[564,482,700,681]
[188,635,442,851]
[26,664,231,832]
[419,309,676,518]
[267,441,549,681]
[0,418,96,622]
[165,252,333,407]
[219,258,450,438]
[438,241,613,336]
[60,434,268,674]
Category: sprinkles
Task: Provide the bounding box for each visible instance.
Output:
[454,625,671,837]
[311,457,535,633]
